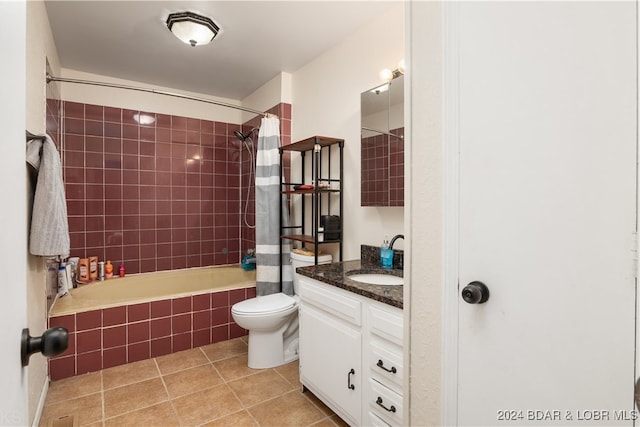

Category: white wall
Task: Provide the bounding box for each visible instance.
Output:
[59,69,244,125]
[25,2,62,424]
[291,3,404,260]
[406,2,443,425]
[241,71,293,123]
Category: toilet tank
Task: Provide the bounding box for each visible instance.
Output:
[290,251,332,294]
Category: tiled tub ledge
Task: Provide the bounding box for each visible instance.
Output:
[48,265,256,380]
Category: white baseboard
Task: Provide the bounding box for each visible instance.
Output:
[32,376,49,427]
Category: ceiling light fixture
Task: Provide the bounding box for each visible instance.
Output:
[166,11,220,47]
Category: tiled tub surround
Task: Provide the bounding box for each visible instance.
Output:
[48,266,256,380]
[62,102,246,274]
[60,100,293,276]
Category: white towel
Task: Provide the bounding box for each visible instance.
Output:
[27,135,70,257]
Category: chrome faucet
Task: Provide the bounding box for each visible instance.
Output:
[389,234,404,250]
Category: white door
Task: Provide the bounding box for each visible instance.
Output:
[455,2,637,425]
[0,1,30,425]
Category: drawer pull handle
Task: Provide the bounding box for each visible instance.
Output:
[377,359,397,374]
[376,396,397,413]
[347,368,355,390]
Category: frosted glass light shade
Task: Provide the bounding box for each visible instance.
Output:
[166,11,220,47]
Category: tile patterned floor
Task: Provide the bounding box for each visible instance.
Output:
[39,337,348,427]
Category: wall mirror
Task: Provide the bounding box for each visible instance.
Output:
[360,75,404,207]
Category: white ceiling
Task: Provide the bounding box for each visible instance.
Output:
[45,1,397,100]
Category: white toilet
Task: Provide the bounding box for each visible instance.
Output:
[231,251,332,369]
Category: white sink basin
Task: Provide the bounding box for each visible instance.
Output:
[348,273,404,286]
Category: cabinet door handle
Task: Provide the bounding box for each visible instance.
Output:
[347,368,355,390]
[376,396,397,413]
[377,359,397,374]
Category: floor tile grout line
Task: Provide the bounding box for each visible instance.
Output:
[272,365,299,389]
[240,388,329,427]
[101,397,174,424]
[100,370,105,424]
[101,359,170,423]
[154,357,183,426]
[44,380,101,406]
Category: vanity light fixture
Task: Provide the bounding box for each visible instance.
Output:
[379,68,394,81]
[166,11,220,47]
[379,59,405,82]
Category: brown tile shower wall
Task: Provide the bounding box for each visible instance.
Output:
[62,101,292,273]
[240,103,292,254]
[62,102,247,274]
[47,286,256,380]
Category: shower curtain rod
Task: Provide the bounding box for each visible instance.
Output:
[46,73,277,119]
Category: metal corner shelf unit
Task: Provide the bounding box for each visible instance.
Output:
[279,136,344,268]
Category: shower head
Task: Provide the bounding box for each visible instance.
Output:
[234,128,257,142]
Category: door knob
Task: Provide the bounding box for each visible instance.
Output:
[461,281,489,304]
[21,327,68,367]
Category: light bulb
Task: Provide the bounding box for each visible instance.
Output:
[398,59,405,74]
[379,68,393,81]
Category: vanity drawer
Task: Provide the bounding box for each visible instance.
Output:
[369,378,403,426]
[369,303,403,346]
[298,278,362,326]
[367,411,392,427]
[369,340,403,390]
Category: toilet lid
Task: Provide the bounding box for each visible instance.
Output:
[232,293,296,315]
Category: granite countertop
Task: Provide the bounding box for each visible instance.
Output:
[296,259,403,309]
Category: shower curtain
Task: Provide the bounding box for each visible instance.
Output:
[255,117,293,296]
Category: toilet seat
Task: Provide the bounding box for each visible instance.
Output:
[232,293,297,316]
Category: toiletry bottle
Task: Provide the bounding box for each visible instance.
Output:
[67,257,79,288]
[98,261,105,281]
[119,264,125,278]
[105,261,113,279]
[57,264,69,297]
[89,256,98,281]
[78,258,89,283]
[380,235,393,269]
[64,263,73,292]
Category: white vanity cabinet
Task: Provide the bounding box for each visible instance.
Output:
[298,276,403,426]
[298,276,363,425]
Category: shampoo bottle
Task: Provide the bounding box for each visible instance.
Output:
[57,265,69,297]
